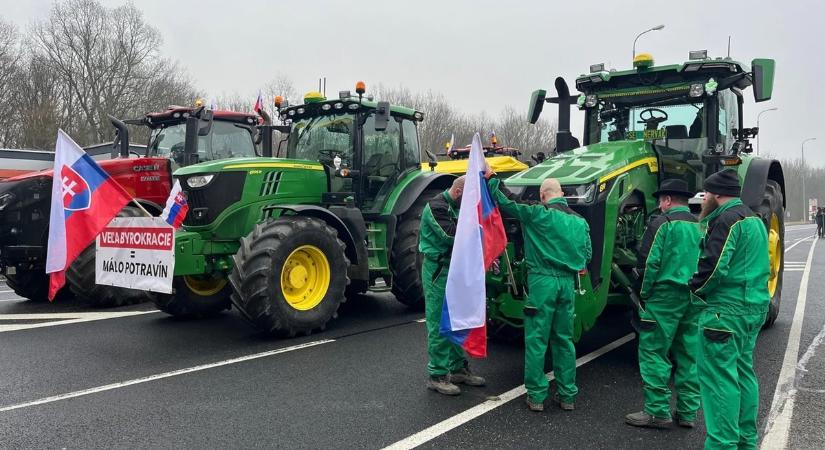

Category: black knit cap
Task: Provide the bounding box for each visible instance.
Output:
[653,179,695,199]
[703,169,741,197]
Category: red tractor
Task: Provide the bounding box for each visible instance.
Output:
[0,106,260,306]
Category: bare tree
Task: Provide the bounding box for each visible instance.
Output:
[0,18,21,147]
[265,74,298,112]
[30,0,197,145]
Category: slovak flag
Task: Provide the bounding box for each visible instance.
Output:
[253,89,264,113]
[439,133,507,358]
[161,180,189,229]
[45,130,133,300]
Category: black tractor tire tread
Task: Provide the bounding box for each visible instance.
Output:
[390,190,440,310]
[153,276,232,318]
[66,206,155,308]
[4,270,49,302]
[229,216,349,337]
[757,180,784,328]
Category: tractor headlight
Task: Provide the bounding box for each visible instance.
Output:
[689,83,705,97]
[186,175,214,188]
[585,95,598,107]
[562,182,597,204]
[0,192,14,211]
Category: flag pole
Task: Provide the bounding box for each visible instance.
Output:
[131,198,153,217]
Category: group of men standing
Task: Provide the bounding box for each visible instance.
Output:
[419,168,771,450]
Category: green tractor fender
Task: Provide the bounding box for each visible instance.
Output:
[740,158,785,210]
[389,171,456,218]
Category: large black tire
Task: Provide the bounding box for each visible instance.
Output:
[154,275,232,318]
[4,270,49,302]
[757,180,784,328]
[391,190,440,309]
[66,206,155,308]
[229,216,349,337]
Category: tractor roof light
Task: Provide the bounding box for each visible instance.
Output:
[689,83,705,97]
[689,50,708,60]
[355,81,366,95]
[303,91,325,103]
[585,95,598,107]
[339,90,351,99]
[633,53,655,69]
[334,102,344,110]
[589,63,605,73]
[297,107,305,114]
[194,98,205,107]
[274,95,283,108]
[321,103,332,111]
[414,112,423,121]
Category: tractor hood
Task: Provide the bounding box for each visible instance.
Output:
[503,140,657,187]
[173,157,326,176]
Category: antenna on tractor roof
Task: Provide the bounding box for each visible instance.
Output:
[727,36,731,58]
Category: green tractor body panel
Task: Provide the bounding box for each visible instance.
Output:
[490,53,784,340]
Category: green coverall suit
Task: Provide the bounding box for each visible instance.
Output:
[419,190,467,377]
[489,178,592,404]
[636,206,702,421]
[689,198,770,450]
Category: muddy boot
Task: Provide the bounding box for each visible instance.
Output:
[526,397,545,412]
[625,411,673,428]
[427,376,461,396]
[552,393,575,411]
[449,367,486,386]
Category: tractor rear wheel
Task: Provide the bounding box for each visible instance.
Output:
[758,180,784,328]
[5,270,50,302]
[391,190,440,309]
[154,275,232,318]
[229,216,348,337]
[66,206,155,307]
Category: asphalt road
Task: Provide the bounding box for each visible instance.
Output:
[0,224,822,449]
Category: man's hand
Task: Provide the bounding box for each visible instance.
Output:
[483,166,495,180]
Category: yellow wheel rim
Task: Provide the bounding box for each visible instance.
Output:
[767,213,781,297]
[183,276,227,297]
[280,245,330,311]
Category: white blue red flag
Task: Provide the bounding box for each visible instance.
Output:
[161,180,189,229]
[45,130,133,300]
[253,89,264,113]
[439,133,507,358]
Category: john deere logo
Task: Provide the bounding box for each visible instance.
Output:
[61,165,91,211]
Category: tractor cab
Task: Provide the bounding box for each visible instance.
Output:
[279,83,424,213]
[571,52,775,193]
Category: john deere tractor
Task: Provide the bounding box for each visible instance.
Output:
[487,52,784,340]
[156,84,456,336]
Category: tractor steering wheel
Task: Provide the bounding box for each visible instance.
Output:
[130,150,142,158]
[637,108,669,129]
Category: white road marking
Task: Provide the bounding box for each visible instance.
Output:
[0,289,14,294]
[0,339,335,413]
[414,318,427,323]
[0,310,160,333]
[761,236,818,449]
[784,237,814,253]
[382,333,635,450]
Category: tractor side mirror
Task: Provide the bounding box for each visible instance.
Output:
[527,89,547,124]
[751,58,775,103]
[374,101,390,131]
[197,108,214,136]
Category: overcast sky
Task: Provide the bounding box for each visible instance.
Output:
[3,0,824,165]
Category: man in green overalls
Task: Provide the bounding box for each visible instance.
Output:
[488,177,591,412]
[625,179,702,429]
[419,175,486,395]
[689,170,770,450]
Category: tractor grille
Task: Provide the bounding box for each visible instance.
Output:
[179,172,247,226]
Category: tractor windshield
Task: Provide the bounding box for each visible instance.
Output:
[148,121,256,162]
[286,114,355,166]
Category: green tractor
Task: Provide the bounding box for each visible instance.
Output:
[157,84,456,335]
[487,52,784,340]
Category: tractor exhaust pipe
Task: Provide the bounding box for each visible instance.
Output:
[553,77,576,152]
[108,115,130,158]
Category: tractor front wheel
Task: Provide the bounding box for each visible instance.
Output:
[391,190,440,309]
[5,270,50,302]
[758,180,784,328]
[229,216,348,337]
[154,275,232,318]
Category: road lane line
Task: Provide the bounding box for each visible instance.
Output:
[0,310,160,333]
[383,333,635,450]
[784,236,814,253]
[761,236,818,449]
[0,290,14,294]
[0,339,335,413]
